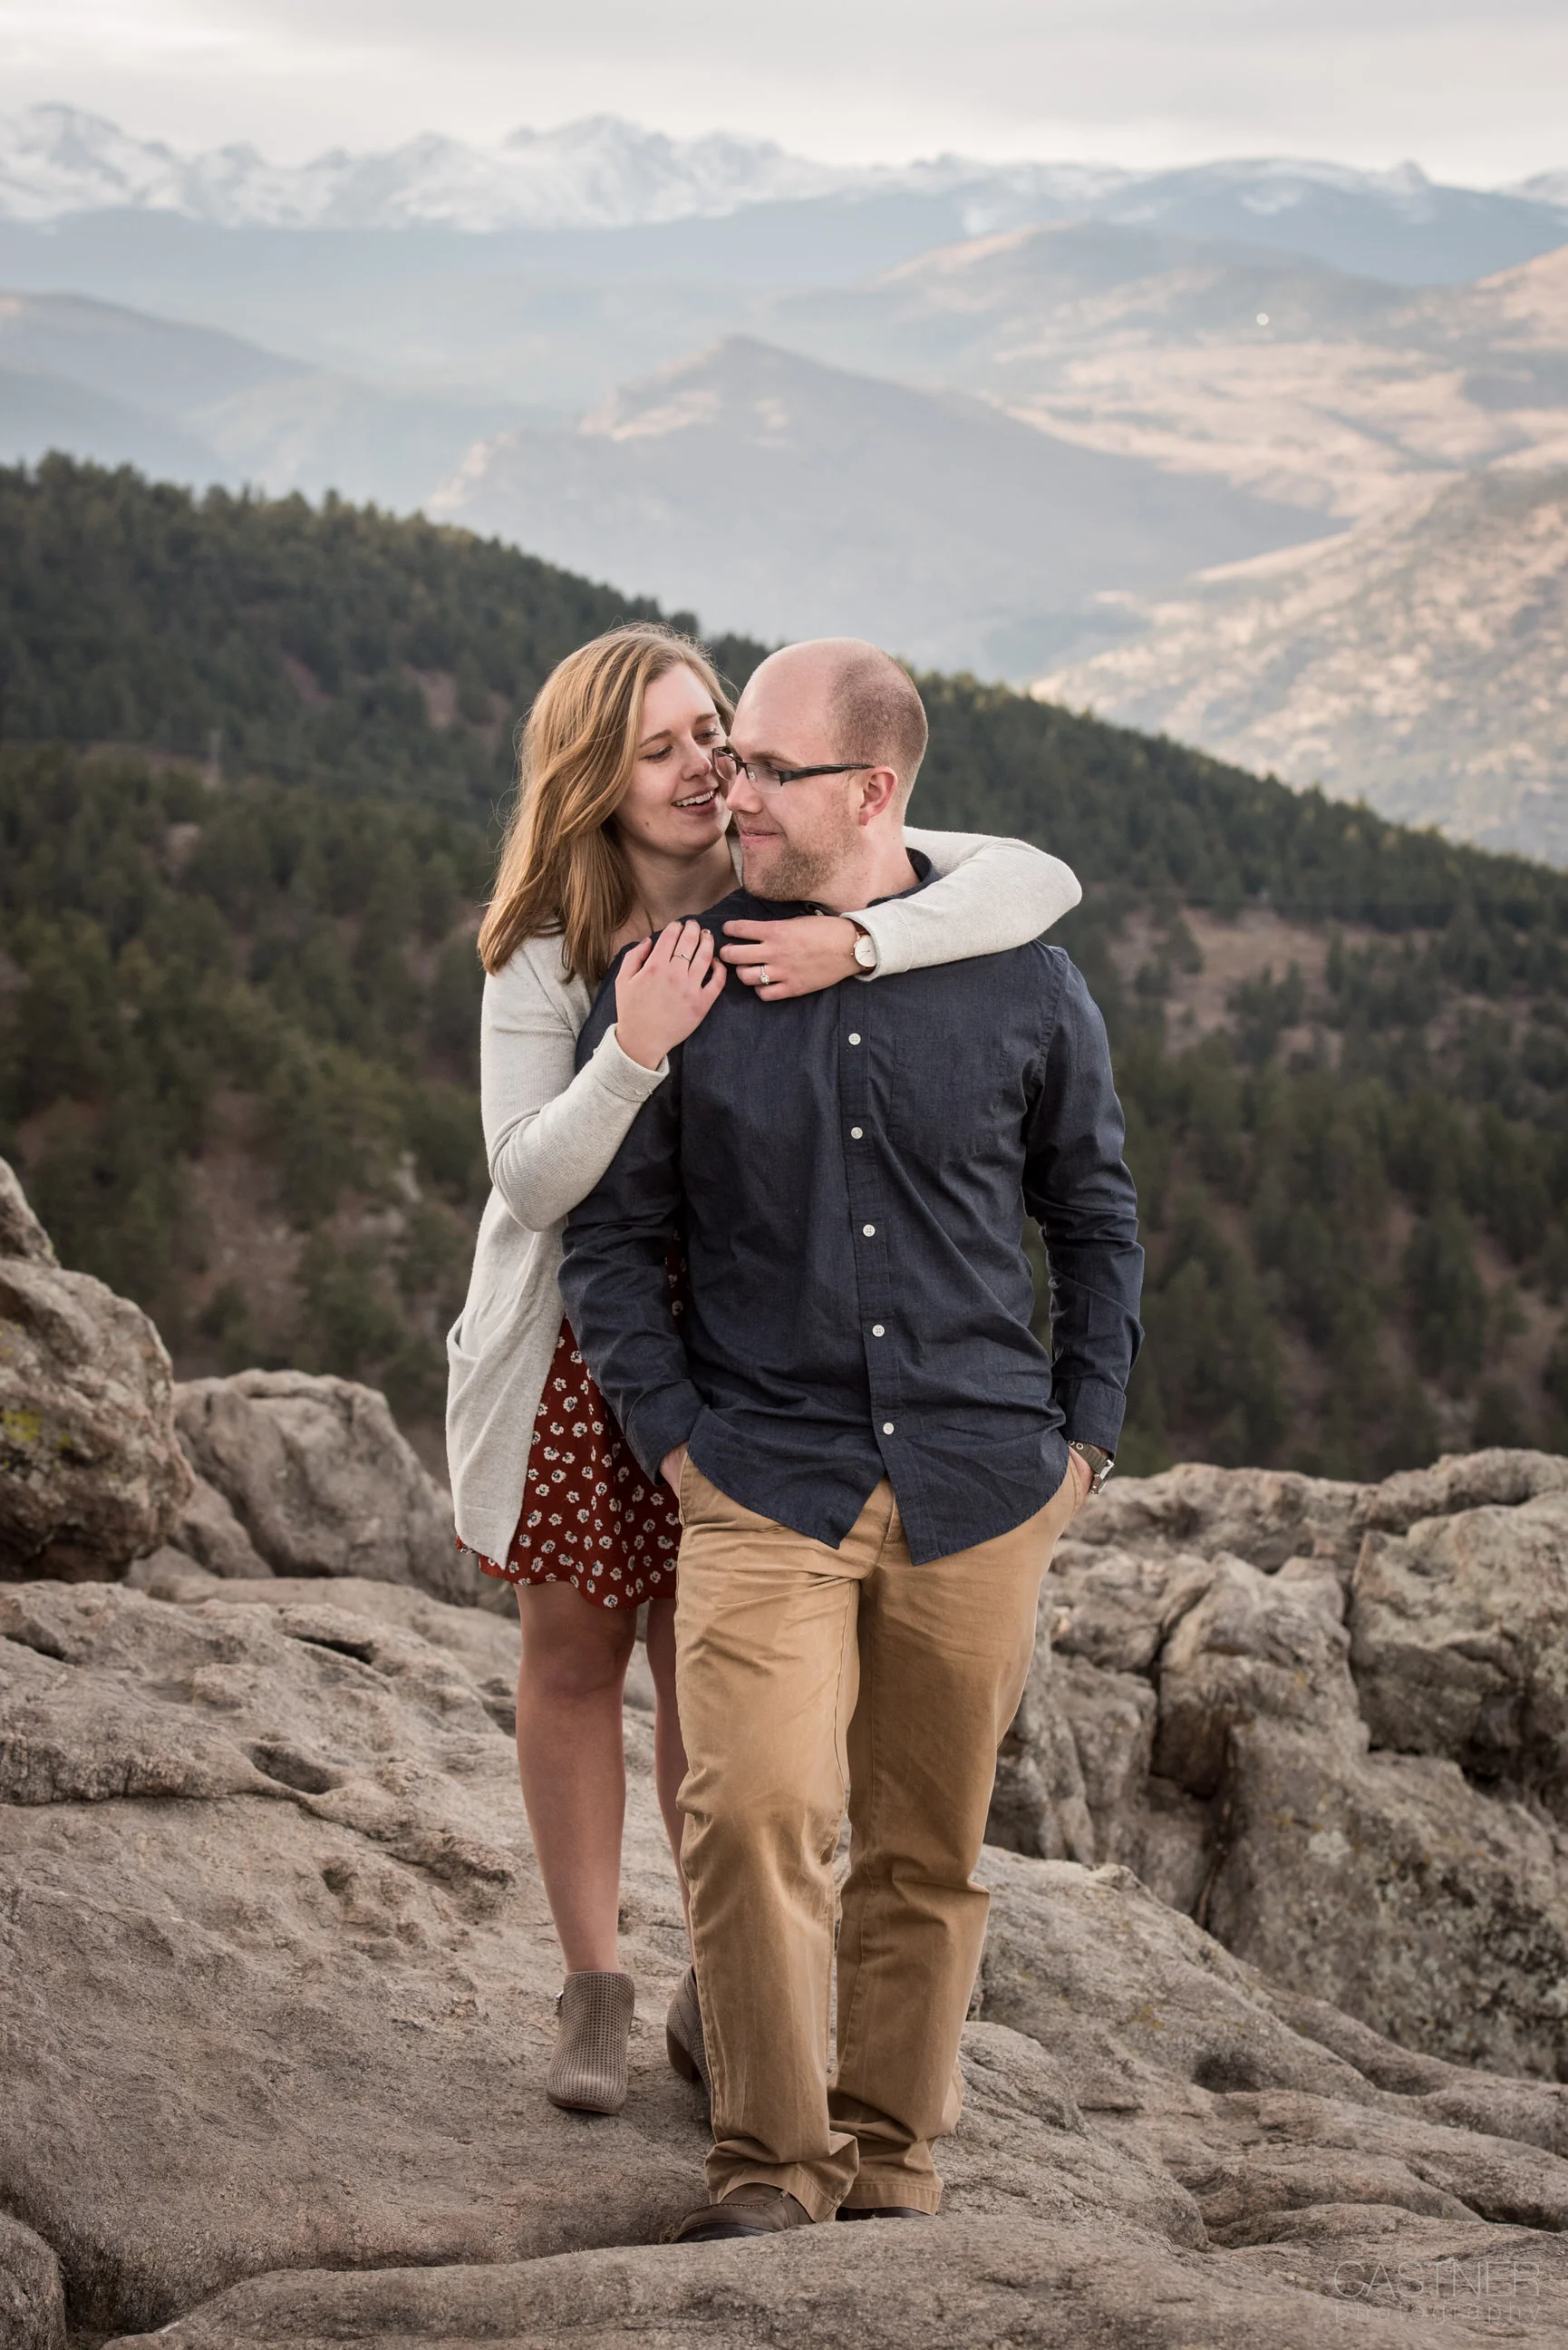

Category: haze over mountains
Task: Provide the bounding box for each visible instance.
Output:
[8,105,1567,278]
[0,292,523,517]
[428,335,1321,672]
[5,103,1568,855]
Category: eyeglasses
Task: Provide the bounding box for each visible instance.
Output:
[711,745,877,792]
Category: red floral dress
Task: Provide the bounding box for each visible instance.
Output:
[470,1318,682,1607]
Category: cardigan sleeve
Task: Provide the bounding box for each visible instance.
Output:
[849,828,1081,977]
[480,947,668,1233]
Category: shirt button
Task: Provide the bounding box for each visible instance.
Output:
[850,1126,864,1140]
[847,1032,861,1045]
[882,1422,895,1435]
[872,1324,885,1336]
[862,1224,876,1237]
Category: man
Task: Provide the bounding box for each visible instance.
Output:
[559,638,1142,2240]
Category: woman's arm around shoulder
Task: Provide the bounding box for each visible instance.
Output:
[857,827,1081,976]
[481,937,668,1233]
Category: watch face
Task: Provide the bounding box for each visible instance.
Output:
[854,937,877,968]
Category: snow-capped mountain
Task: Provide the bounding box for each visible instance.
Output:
[1515,170,1568,208]
[0,106,852,231]
[5,106,1564,277]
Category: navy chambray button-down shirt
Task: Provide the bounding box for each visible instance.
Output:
[559,863,1144,1567]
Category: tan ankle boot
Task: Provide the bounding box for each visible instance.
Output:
[546,1970,635,2114]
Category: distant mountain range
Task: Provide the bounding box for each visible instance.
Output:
[0,293,1321,673]
[427,335,1322,673]
[5,105,1566,283]
[1035,470,1568,863]
[5,103,1567,857]
[0,291,527,513]
[0,106,842,234]
[777,229,1568,524]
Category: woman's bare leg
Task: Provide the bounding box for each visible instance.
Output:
[514,1582,637,1974]
[645,1590,692,1937]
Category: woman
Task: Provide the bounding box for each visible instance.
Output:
[447,622,1080,2118]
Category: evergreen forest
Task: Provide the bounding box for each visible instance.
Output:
[3,455,1565,1480]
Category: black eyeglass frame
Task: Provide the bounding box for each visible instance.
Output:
[711,747,879,791]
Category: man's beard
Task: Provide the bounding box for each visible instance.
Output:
[740,802,858,902]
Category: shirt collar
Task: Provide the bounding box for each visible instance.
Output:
[801,846,934,918]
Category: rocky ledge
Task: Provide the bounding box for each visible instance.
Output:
[5,1156,1568,2345]
[2,1565,1566,2345]
[2,1154,475,1606]
[992,1449,1568,2084]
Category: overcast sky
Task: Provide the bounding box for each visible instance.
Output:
[6,0,1565,186]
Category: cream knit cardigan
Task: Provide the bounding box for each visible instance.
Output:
[446,828,1081,1562]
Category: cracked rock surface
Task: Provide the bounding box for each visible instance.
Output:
[4,1567,1568,2346]
[991,1450,1568,2079]
[0,1159,191,1583]
[0,2211,66,2350]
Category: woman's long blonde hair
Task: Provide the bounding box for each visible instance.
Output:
[478,624,732,984]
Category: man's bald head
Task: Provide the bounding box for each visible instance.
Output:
[727,637,927,907]
[745,638,928,802]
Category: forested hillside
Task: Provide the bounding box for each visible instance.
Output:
[3,455,1565,1478]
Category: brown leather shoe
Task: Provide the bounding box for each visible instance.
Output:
[837,2204,933,2219]
[671,2185,814,2242]
[665,1965,711,2114]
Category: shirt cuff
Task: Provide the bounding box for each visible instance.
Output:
[594,1024,670,1100]
[625,1384,703,1482]
[1056,1377,1128,1456]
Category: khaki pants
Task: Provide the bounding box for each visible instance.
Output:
[673,1458,1076,2219]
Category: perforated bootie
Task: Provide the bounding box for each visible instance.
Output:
[545,1970,635,2114]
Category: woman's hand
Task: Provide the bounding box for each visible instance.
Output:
[720,915,861,999]
[615,919,725,1070]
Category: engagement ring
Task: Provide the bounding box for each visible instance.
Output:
[758,965,769,986]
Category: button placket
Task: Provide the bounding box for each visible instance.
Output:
[838,1015,900,1435]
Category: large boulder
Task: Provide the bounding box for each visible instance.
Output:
[5,1569,1568,2345]
[1073,1461,1368,1579]
[173,1371,470,1604]
[1361,1450,1568,1535]
[990,1451,1568,2080]
[1351,1491,1568,1806]
[1205,1720,1568,2079]
[0,1159,191,1581]
[0,2213,66,2350]
[0,1160,54,1267]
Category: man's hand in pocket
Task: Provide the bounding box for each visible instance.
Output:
[662,1445,689,1520]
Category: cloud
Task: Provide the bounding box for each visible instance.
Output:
[6,0,1565,184]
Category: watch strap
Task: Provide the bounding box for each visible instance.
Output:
[1068,1440,1115,1495]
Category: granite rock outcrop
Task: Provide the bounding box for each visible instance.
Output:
[990,1452,1568,2079]
[3,1565,1568,2346]
[0,2212,66,2350]
[7,1172,1568,2343]
[172,1370,471,1603]
[0,1159,191,1581]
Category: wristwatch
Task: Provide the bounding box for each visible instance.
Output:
[850,923,879,973]
[1068,1440,1115,1495]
